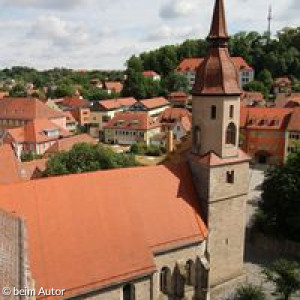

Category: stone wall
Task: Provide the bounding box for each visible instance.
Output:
[251,233,300,258]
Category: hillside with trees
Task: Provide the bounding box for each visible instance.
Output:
[123,27,300,99]
[1,27,300,100]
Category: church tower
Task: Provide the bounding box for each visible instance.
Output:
[189,0,250,291]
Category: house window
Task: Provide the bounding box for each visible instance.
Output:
[226,171,235,184]
[211,105,217,120]
[160,267,171,295]
[226,123,237,145]
[229,105,234,119]
[123,284,135,300]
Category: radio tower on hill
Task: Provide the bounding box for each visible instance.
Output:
[267,5,272,41]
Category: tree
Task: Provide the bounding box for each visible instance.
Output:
[44,143,139,177]
[263,259,300,300]
[229,285,265,300]
[257,69,274,91]
[53,83,75,98]
[255,151,300,241]
[164,72,189,93]
[9,84,27,97]
[243,81,269,99]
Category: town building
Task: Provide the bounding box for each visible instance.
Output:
[167,92,189,108]
[4,118,71,158]
[104,111,161,145]
[240,107,293,165]
[89,97,137,139]
[241,92,265,107]
[63,111,78,133]
[130,97,170,117]
[103,81,123,94]
[273,77,292,95]
[44,133,97,157]
[56,96,91,127]
[176,56,254,90]
[286,107,300,156]
[143,71,161,81]
[0,1,250,299]
[158,108,192,142]
[275,93,300,108]
[0,97,67,129]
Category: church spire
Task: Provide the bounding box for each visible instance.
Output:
[192,0,241,96]
[208,0,228,42]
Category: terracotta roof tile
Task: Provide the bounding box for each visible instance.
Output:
[140,97,170,109]
[159,108,191,123]
[60,97,90,108]
[7,119,71,143]
[0,145,22,185]
[99,97,137,110]
[0,163,207,298]
[45,134,97,155]
[104,81,123,94]
[0,98,65,120]
[104,111,160,130]
[288,107,300,131]
[143,71,160,77]
[240,107,293,130]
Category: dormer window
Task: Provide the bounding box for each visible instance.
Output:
[43,129,59,137]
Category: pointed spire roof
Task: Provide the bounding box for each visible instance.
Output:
[192,0,241,96]
[208,0,228,41]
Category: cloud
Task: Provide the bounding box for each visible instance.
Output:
[27,16,89,48]
[160,0,196,19]
[3,0,87,10]
[144,24,201,42]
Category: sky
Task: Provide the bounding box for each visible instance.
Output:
[0,0,298,70]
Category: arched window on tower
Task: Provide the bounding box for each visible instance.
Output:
[123,284,135,300]
[193,126,201,154]
[226,122,237,145]
[211,105,217,120]
[160,267,171,295]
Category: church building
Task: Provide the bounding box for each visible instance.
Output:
[0,0,249,299]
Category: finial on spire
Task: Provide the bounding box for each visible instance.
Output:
[208,0,229,43]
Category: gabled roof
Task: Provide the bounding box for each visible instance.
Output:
[20,159,48,180]
[0,98,65,120]
[59,97,90,108]
[98,97,137,111]
[45,134,97,155]
[143,71,160,77]
[104,81,123,94]
[240,107,293,130]
[159,108,191,124]
[63,111,77,124]
[7,119,71,143]
[0,164,207,298]
[288,107,300,131]
[139,97,170,109]
[104,111,160,130]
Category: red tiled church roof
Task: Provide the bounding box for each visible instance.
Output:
[0,164,207,299]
